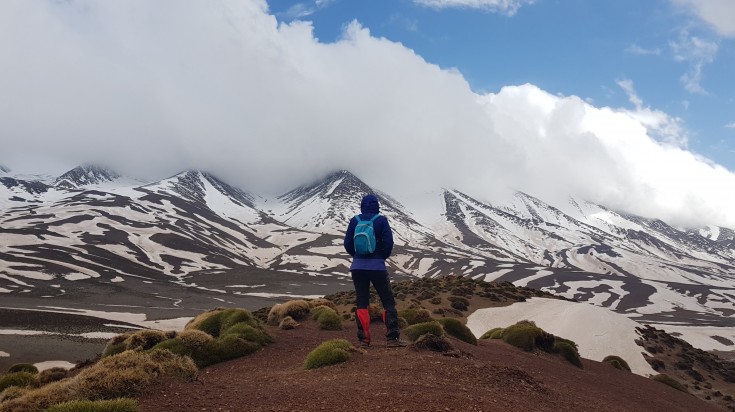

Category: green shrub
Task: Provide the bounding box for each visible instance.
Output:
[188,308,262,338]
[436,318,477,345]
[652,374,689,393]
[314,308,343,331]
[501,322,546,352]
[603,355,631,372]
[0,372,37,392]
[404,322,443,341]
[310,305,334,320]
[553,341,583,368]
[7,364,38,374]
[553,336,578,350]
[410,334,454,353]
[38,368,69,386]
[304,339,356,369]
[429,297,442,305]
[398,308,433,325]
[307,299,337,311]
[44,398,138,412]
[480,328,503,340]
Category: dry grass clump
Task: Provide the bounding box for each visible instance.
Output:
[7,364,38,374]
[307,299,337,312]
[602,355,631,372]
[267,300,311,325]
[410,334,455,353]
[102,329,172,359]
[436,318,477,345]
[177,329,215,351]
[398,308,433,325]
[404,322,443,341]
[279,316,299,330]
[0,386,28,403]
[303,339,357,370]
[652,374,689,393]
[38,367,69,386]
[44,398,138,412]
[0,350,196,412]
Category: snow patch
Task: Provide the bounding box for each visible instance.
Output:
[34,361,76,371]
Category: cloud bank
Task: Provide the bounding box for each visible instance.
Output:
[1,0,735,228]
[412,0,534,15]
[671,0,735,37]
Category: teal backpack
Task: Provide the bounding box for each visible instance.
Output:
[354,214,380,255]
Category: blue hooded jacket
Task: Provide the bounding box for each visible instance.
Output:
[344,194,394,271]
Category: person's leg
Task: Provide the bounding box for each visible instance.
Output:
[370,271,400,340]
[351,270,372,345]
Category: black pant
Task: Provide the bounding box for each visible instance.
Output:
[352,270,400,341]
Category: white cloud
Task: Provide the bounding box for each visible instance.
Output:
[412,0,534,15]
[726,122,735,129]
[670,31,718,94]
[1,0,735,228]
[671,0,735,37]
[616,79,689,147]
[280,0,335,20]
[625,44,661,56]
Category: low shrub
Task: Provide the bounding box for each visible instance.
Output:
[0,372,37,392]
[368,304,383,322]
[429,297,442,305]
[102,333,132,358]
[44,398,138,412]
[479,328,503,340]
[652,374,689,393]
[404,322,443,341]
[279,316,299,330]
[310,305,334,320]
[0,350,196,412]
[123,330,168,352]
[267,300,311,325]
[436,318,477,345]
[304,339,356,370]
[603,355,631,372]
[7,364,38,374]
[177,329,214,352]
[397,308,433,325]
[448,296,469,311]
[553,341,583,368]
[38,368,69,386]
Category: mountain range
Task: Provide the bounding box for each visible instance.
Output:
[1,164,734,347]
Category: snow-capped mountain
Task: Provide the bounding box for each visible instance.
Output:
[1,166,734,349]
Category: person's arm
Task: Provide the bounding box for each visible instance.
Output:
[344,217,357,257]
[380,216,394,259]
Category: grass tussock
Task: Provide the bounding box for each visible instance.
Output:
[553,342,583,368]
[397,308,433,325]
[602,355,631,372]
[436,318,477,345]
[0,350,195,412]
[0,372,37,392]
[303,339,357,370]
[404,322,443,342]
[267,300,311,325]
[410,334,455,353]
[0,386,29,403]
[7,364,38,374]
[652,374,689,393]
[44,398,138,412]
[307,299,337,312]
[479,328,503,340]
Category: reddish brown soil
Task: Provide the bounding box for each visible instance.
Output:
[138,320,720,412]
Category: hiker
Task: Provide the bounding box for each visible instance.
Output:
[344,194,407,348]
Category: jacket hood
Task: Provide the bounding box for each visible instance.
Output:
[360,194,380,214]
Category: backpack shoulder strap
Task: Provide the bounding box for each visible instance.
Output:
[354,215,363,223]
[368,213,380,222]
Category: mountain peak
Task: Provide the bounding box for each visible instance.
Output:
[55,164,121,188]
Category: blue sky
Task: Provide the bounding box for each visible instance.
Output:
[272,0,735,170]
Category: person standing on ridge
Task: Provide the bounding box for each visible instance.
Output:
[344,194,407,348]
